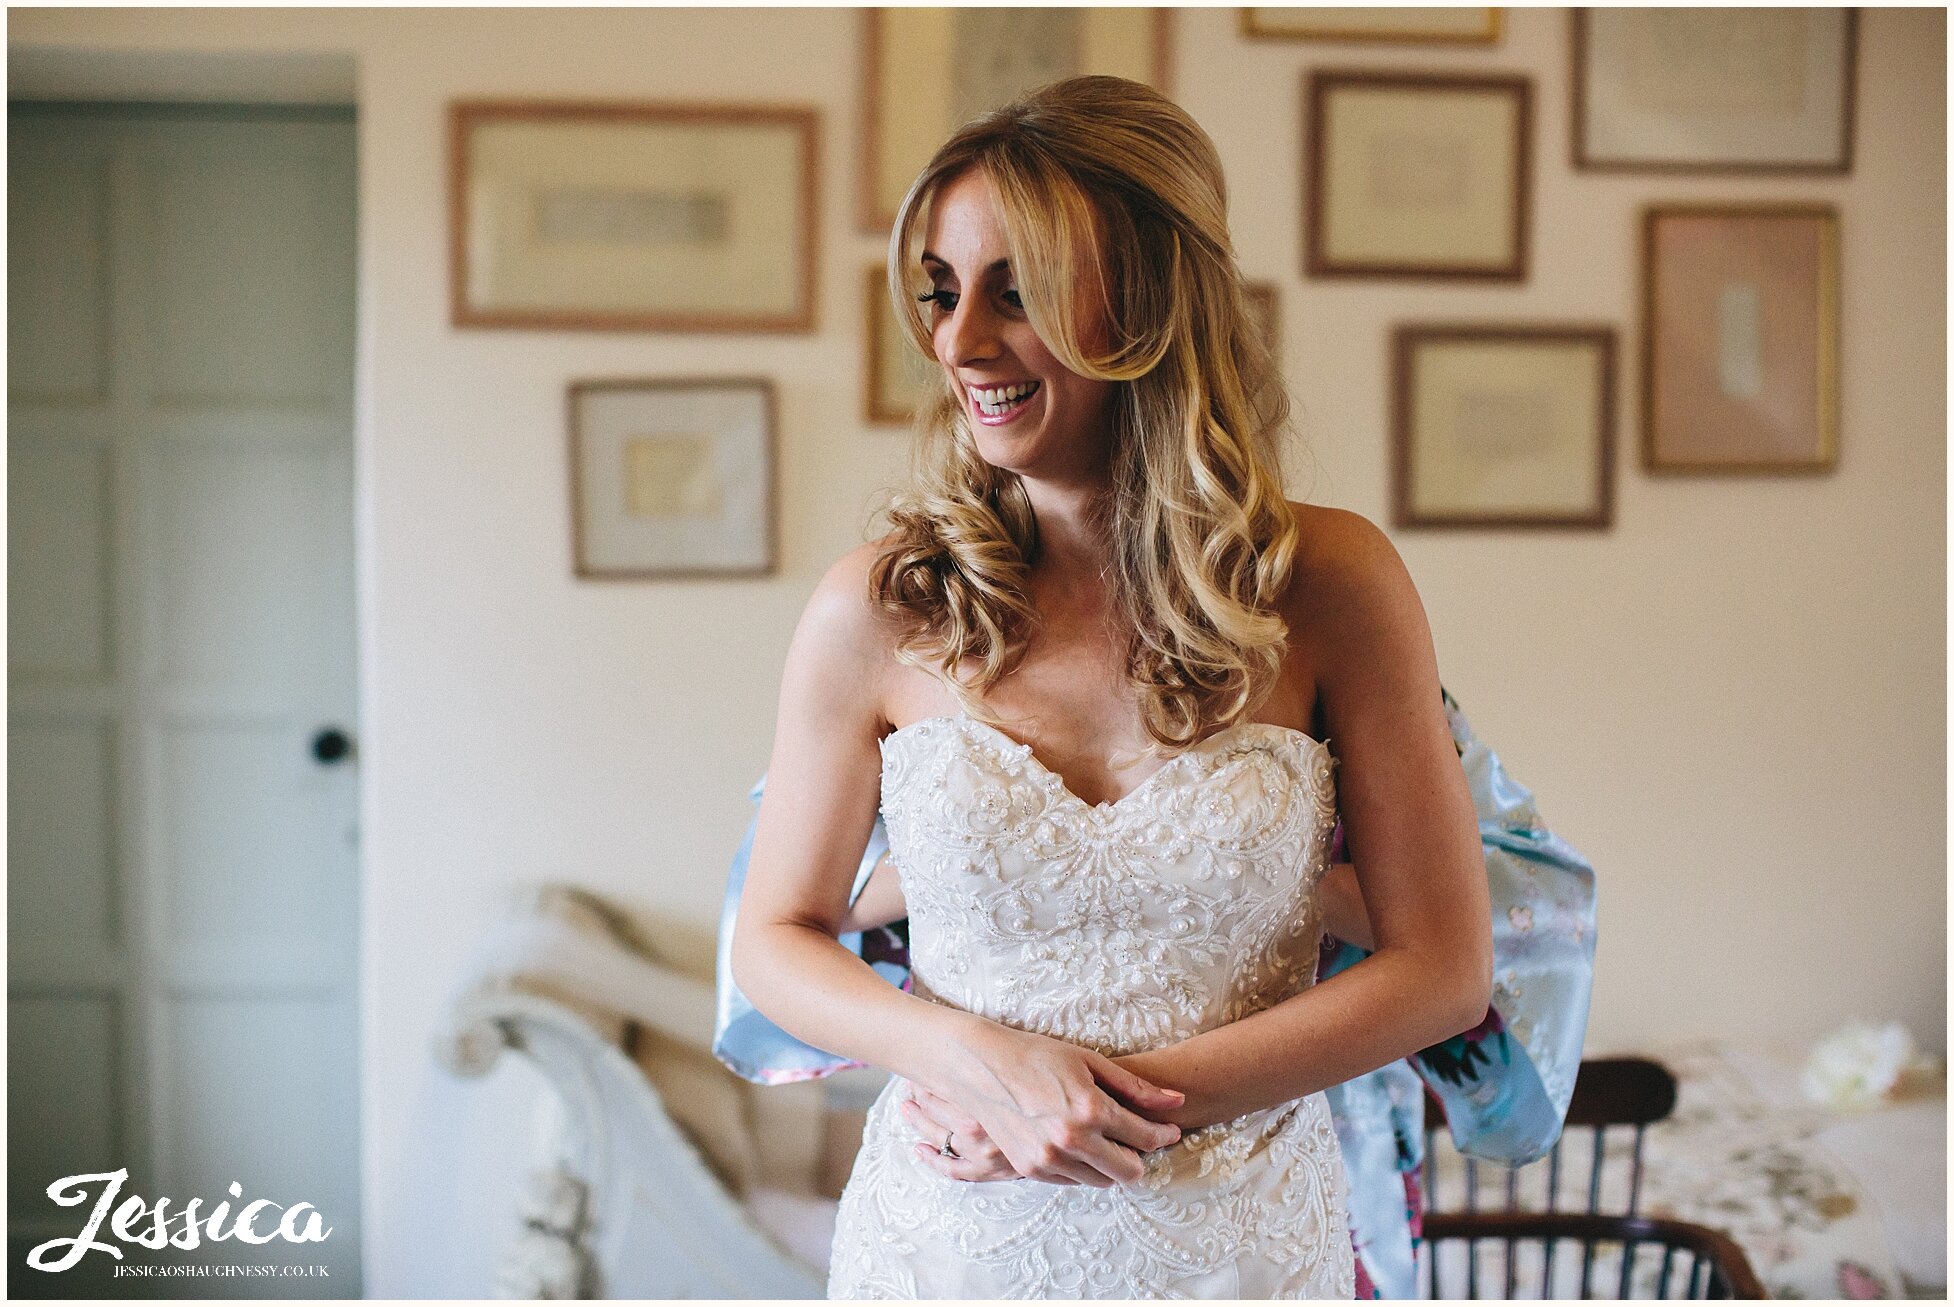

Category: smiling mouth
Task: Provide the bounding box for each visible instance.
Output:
[971,381,1040,420]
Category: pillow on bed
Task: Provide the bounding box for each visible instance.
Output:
[625,1005,834,1202]
[626,1022,763,1197]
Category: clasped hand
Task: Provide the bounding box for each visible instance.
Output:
[903,1025,1184,1187]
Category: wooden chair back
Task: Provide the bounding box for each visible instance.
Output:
[1421,1057,1698,1297]
[1420,1211,1767,1299]
[1423,1056,1680,1215]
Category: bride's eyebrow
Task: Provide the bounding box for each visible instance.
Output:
[919,252,1012,279]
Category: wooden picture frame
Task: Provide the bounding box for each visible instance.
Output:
[1305,70,1533,281]
[1244,281,1282,361]
[1573,8,1857,174]
[1640,204,1840,474]
[567,378,778,578]
[865,265,938,426]
[1242,8,1501,44]
[450,101,818,332]
[1392,324,1617,529]
[859,7,1173,234]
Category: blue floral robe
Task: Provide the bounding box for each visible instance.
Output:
[712,689,1598,1299]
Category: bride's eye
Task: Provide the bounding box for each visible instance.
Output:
[917,288,958,312]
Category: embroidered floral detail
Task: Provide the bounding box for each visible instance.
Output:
[827,714,1356,1299]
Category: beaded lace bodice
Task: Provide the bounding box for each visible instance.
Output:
[879,712,1341,1051]
[826,712,1357,1299]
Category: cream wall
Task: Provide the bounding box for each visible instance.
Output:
[12,5,1945,1297]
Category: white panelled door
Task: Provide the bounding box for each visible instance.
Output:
[9,104,361,1296]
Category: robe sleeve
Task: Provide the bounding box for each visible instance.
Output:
[1318,687,1598,1165]
[711,773,912,1084]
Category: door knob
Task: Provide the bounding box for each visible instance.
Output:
[312,727,356,765]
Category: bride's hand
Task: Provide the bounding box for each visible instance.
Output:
[901,1085,1026,1182]
[919,1021,1185,1187]
[904,1078,1190,1184]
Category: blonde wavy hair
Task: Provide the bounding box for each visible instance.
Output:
[868,74,1301,754]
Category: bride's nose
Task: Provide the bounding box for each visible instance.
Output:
[937,297,1004,372]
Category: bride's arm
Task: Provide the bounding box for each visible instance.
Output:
[1316,860,1373,952]
[1114,511,1491,1130]
[836,849,906,934]
[730,551,947,1079]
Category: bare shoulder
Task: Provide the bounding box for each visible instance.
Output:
[1279,502,1434,686]
[1274,504,1430,718]
[1282,503,1413,621]
[1286,501,1395,581]
[806,537,894,634]
[789,536,901,731]
[742,538,900,944]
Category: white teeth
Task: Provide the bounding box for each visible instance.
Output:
[974,382,1038,412]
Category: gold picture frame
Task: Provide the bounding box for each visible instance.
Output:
[568,378,778,578]
[865,265,938,426]
[1573,9,1857,175]
[451,100,819,332]
[859,7,1172,234]
[1640,203,1841,474]
[1242,8,1502,44]
[1392,324,1617,529]
[1305,70,1533,281]
[1244,281,1282,361]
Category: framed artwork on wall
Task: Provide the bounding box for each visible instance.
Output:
[1391,324,1617,529]
[860,7,1171,233]
[450,101,818,331]
[866,265,937,426]
[1242,8,1501,44]
[1573,8,1857,174]
[567,378,778,578]
[1243,281,1282,361]
[1305,70,1533,281]
[1641,204,1840,474]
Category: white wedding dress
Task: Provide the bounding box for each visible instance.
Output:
[827,712,1357,1300]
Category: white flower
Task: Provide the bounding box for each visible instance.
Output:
[1799,1020,1929,1110]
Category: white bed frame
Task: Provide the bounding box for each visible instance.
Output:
[433,886,831,1299]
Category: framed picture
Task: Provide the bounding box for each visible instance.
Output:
[1641,204,1840,474]
[860,7,1171,233]
[1242,8,1501,44]
[1391,324,1617,529]
[1305,71,1532,281]
[866,265,938,426]
[450,101,818,331]
[567,378,777,578]
[1573,9,1857,174]
[1243,281,1282,360]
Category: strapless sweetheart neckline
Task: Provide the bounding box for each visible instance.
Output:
[838,706,1354,1298]
[882,710,1329,815]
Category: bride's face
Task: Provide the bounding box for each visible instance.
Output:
[918,168,1115,477]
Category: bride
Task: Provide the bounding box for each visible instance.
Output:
[730,75,1493,1299]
